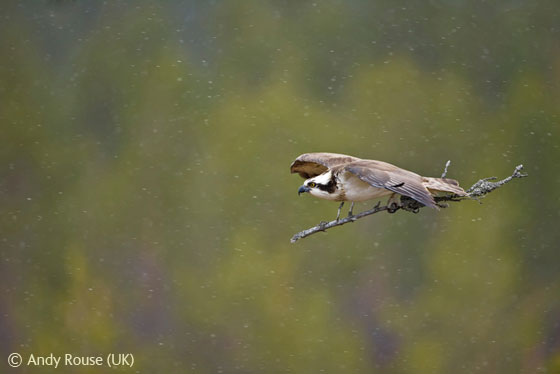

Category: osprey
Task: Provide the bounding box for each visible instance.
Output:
[290,152,467,218]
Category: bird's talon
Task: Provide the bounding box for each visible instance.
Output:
[387,202,399,213]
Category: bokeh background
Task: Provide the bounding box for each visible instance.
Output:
[1,1,559,373]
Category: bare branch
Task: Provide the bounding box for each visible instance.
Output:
[290,163,527,243]
[441,160,451,178]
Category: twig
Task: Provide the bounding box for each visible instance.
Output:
[466,164,527,197]
[290,163,527,243]
[441,160,451,178]
[290,202,388,243]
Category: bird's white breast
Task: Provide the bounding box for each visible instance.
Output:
[338,171,392,202]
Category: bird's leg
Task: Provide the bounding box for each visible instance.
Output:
[348,202,355,217]
[336,202,344,221]
[387,193,401,213]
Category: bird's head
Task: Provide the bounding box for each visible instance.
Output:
[298,171,337,199]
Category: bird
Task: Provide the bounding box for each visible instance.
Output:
[290,152,467,219]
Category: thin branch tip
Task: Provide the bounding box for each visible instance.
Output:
[513,164,527,178]
[441,160,451,178]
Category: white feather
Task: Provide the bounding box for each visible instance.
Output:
[338,171,392,201]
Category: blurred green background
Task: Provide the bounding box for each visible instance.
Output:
[1,1,559,373]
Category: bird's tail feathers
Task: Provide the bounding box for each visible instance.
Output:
[423,177,467,196]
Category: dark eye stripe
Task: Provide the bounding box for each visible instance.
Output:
[317,180,336,193]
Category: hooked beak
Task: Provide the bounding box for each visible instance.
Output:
[298,185,311,195]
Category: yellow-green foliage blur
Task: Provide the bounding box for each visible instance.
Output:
[1,1,559,373]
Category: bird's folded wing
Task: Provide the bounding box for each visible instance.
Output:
[290,152,359,179]
[344,162,437,209]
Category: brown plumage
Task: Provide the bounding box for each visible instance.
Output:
[291,152,466,209]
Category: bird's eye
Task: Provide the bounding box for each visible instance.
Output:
[308,182,316,188]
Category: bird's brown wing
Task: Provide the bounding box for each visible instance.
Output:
[344,160,438,209]
[290,152,360,179]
